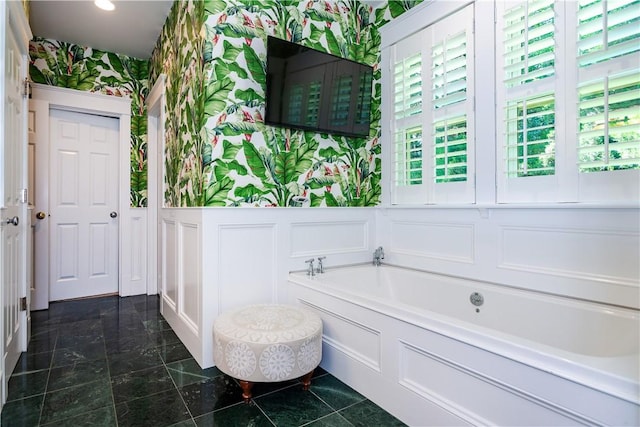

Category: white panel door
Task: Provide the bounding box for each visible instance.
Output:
[49,109,119,301]
[1,12,28,404]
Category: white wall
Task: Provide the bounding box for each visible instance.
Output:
[159,204,638,368]
[376,206,640,309]
[159,207,376,367]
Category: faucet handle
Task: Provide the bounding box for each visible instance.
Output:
[305,258,315,276]
[316,256,326,274]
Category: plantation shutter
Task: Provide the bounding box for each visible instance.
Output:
[496,0,563,202]
[390,29,426,203]
[389,4,474,204]
[576,0,640,173]
[501,0,556,178]
[430,5,475,203]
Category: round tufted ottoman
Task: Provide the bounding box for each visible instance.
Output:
[213,304,323,401]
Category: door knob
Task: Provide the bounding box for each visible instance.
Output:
[36,211,46,220]
[5,216,19,226]
[110,211,118,218]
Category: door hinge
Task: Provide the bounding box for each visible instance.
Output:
[20,297,27,311]
[23,78,31,98]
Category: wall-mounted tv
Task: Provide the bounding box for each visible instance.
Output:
[265,36,374,138]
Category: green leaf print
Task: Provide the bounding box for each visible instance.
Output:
[242,140,269,181]
[204,77,234,117]
[242,43,266,87]
[222,40,242,62]
[324,27,341,56]
[235,88,264,104]
[204,176,234,206]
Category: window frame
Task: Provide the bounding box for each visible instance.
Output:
[381,0,639,206]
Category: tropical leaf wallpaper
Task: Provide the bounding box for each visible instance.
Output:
[29,38,150,207]
[150,0,420,207]
[29,0,420,209]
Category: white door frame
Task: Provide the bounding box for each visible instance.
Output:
[146,74,165,295]
[31,84,133,304]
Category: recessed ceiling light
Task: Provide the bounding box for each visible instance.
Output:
[94,0,115,11]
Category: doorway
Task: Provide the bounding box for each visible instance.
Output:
[47,109,120,301]
[30,84,132,310]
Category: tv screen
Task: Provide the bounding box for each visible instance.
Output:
[265,36,373,138]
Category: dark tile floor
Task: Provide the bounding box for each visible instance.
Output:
[1,295,406,427]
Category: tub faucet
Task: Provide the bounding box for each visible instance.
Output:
[316,256,326,274]
[373,246,384,266]
[305,258,315,277]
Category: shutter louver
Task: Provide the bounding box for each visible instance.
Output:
[434,117,468,183]
[505,94,556,177]
[393,52,423,189]
[578,72,640,171]
[577,0,640,173]
[394,126,423,186]
[394,54,422,120]
[503,0,556,88]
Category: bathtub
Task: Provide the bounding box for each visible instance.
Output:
[288,264,640,426]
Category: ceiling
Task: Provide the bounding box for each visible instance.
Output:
[29,0,174,59]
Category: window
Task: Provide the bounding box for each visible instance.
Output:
[497,0,639,202]
[387,4,475,204]
[382,0,639,205]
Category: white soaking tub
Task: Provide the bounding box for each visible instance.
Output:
[288,264,639,426]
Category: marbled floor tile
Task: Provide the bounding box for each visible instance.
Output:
[107,347,164,377]
[12,351,52,375]
[115,388,191,427]
[101,320,147,340]
[254,385,334,427]
[39,404,117,427]
[51,342,107,368]
[104,331,154,355]
[142,317,172,333]
[304,412,354,427]
[111,365,174,404]
[6,370,49,401]
[167,420,196,427]
[244,378,299,400]
[179,375,244,418]
[338,400,407,427]
[39,379,113,425]
[166,358,222,388]
[26,333,57,355]
[156,341,193,364]
[0,393,44,427]
[195,401,274,427]
[308,374,366,411]
[47,359,109,392]
[148,329,181,347]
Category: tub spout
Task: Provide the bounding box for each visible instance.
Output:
[373,246,384,266]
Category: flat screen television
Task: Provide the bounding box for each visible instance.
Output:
[265,36,374,138]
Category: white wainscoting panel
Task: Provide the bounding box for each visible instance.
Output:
[499,226,639,284]
[217,224,277,312]
[179,222,200,333]
[390,221,474,263]
[121,208,147,296]
[162,219,177,309]
[376,207,640,308]
[290,221,368,257]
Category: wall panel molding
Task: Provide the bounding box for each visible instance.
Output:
[499,225,640,285]
[290,220,369,258]
[390,220,475,264]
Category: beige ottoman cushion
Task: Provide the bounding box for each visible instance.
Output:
[213,304,322,383]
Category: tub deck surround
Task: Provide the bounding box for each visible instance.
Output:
[288,264,640,426]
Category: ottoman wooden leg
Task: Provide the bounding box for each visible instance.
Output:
[301,369,314,391]
[239,380,254,402]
